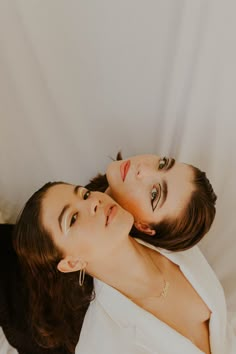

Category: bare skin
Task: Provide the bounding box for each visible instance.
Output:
[130,248,211,354]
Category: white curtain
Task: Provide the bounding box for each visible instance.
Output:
[0,0,235,314]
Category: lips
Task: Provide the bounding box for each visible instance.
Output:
[120,160,130,181]
[105,205,117,226]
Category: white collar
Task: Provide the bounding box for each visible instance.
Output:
[94,240,227,353]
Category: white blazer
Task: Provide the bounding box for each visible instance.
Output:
[76,241,236,354]
[0,327,18,354]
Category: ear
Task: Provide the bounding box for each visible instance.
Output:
[134,221,156,236]
[57,257,85,273]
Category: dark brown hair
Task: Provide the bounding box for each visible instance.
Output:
[86,153,217,251]
[13,156,216,351]
[13,182,94,353]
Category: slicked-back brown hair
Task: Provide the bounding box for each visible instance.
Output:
[86,153,217,251]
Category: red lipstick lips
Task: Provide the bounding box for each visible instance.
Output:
[105,205,117,226]
[120,160,130,181]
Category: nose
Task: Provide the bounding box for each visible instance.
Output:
[136,162,153,179]
[89,194,102,215]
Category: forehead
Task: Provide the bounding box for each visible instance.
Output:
[156,169,195,222]
[41,184,72,229]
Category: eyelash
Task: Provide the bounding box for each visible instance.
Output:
[83,189,91,200]
[70,213,78,227]
[151,184,161,211]
[158,157,168,170]
[150,157,170,211]
[70,189,91,227]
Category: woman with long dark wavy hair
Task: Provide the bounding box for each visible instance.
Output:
[13,177,235,353]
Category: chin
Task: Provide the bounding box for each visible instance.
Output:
[106,162,119,185]
[125,210,134,227]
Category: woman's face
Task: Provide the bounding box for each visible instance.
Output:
[41,184,134,266]
[106,155,195,233]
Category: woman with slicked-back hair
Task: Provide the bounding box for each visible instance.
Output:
[87,153,217,251]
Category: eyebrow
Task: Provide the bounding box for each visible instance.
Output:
[167,158,175,170]
[159,180,168,209]
[58,185,82,232]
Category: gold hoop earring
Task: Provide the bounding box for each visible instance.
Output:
[79,265,86,286]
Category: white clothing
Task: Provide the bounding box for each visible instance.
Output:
[76,241,236,354]
[0,328,18,354]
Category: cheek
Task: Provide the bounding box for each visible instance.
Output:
[114,194,136,213]
[72,224,95,246]
[119,201,148,223]
[109,183,151,221]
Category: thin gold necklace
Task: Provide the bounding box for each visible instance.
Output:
[131,251,170,301]
[148,252,170,299]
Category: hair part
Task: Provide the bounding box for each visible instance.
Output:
[13,182,94,353]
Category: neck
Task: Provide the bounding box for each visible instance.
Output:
[88,237,165,300]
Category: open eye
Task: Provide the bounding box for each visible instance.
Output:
[150,184,161,211]
[70,213,78,227]
[83,189,91,200]
[79,187,91,200]
[80,187,91,200]
[158,157,168,170]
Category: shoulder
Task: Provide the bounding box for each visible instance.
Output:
[76,286,136,354]
[0,327,18,354]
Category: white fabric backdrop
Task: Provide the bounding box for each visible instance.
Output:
[0,0,235,317]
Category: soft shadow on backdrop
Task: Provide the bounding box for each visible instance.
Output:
[0,1,235,315]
